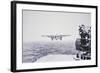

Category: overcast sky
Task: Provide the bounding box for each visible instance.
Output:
[23,10,91,42]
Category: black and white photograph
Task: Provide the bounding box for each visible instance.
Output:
[22,10,91,63]
[11,1,98,72]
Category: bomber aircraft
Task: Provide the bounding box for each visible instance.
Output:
[42,34,71,40]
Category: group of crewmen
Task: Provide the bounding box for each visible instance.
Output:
[76,24,91,60]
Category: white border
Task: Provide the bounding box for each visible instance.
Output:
[16,3,96,70]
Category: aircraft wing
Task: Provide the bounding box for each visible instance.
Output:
[61,35,71,36]
[42,35,53,37]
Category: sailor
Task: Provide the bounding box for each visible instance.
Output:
[86,27,91,53]
[79,25,87,46]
